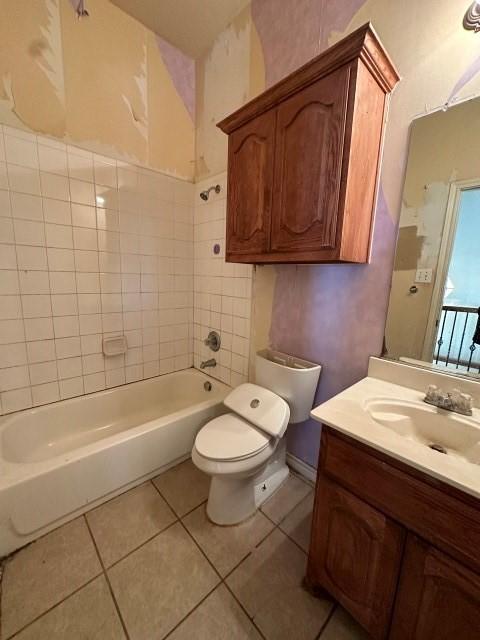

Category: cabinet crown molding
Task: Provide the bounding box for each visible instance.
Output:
[218,22,400,135]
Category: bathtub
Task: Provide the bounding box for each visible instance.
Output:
[0,369,229,556]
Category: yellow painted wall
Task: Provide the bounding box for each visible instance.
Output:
[0,0,195,179]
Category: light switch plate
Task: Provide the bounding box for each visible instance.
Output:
[415,268,433,283]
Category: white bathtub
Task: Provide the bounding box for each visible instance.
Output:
[0,369,229,556]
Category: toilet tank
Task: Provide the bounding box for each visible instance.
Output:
[255,349,321,424]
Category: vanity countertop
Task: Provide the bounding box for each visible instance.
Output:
[311,375,480,500]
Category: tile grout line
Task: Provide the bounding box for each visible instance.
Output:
[150,473,320,638]
[315,603,337,639]
[151,477,269,640]
[177,518,268,640]
[160,581,220,640]
[2,465,318,640]
[103,516,180,571]
[6,573,101,640]
[83,515,131,640]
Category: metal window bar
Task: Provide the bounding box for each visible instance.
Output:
[435,305,480,372]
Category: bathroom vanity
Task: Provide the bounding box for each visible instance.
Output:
[307,360,480,639]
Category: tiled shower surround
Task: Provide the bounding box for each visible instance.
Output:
[0,125,195,414]
[193,173,252,388]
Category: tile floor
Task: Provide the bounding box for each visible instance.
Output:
[0,459,368,640]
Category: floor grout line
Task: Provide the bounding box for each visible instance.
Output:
[112,479,314,639]
[160,580,219,639]
[102,517,180,571]
[176,518,268,640]
[83,515,131,640]
[151,480,269,640]
[315,603,337,639]
[2,463,322,640]
[6,573,101,640]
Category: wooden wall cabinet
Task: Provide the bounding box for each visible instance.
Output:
[217,23,399,264]
[307,428,480,639]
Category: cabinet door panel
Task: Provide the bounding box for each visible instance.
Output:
[271,66,349,253]
[226,110,276,257]
[390,535,480,640]
[307,477,404,640]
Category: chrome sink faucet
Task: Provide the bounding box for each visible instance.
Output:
[200,358,216,369]
[423,385,473,416]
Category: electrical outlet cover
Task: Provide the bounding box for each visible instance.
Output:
[415,268,433,283]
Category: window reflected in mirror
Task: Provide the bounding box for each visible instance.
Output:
[385,97,480,378]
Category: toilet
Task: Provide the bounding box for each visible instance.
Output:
[192,350,321,525]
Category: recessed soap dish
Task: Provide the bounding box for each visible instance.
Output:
[103,335,127,357]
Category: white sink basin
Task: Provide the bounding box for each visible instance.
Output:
[364,398,480,465]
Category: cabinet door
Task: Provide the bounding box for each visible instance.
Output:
[390,535,480,640]
[271,66,349,255]
[307,477,404,640]
[226,109,276,258]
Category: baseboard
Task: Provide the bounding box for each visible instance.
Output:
[286,453,317,484]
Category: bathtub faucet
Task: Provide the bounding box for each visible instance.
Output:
[200,358,216,369]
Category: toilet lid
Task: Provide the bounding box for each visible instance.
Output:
[195,413,271,461]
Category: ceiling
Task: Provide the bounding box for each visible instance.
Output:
[109,0,251,58]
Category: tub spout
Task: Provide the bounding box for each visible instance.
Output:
[200,358,216,369]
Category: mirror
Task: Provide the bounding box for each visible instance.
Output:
[385,96,480,379]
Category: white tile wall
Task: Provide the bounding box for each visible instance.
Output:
[0,125,194,414]
[193,173,253,386]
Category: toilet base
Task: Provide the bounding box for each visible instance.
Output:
[206,440,289,526]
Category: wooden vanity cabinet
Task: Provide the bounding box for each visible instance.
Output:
[217,23,399,264]
[390,535,480,640]
[307,427,480,639]
[310,478,404,638]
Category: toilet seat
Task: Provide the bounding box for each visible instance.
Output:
[195,413,271,462]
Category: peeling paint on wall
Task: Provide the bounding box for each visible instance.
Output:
[0,0,195,178]
[195,6,252,179]
[37,0,66,106]
[122,43,148,140]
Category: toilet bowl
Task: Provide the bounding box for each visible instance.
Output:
[192,383,290,524]
[192,350,321,525]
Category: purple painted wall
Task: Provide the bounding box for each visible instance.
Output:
[270,192,397,466]
[156,36,196,122]
[448,54,480,104]
[251,0,396,467]
[251,0,366,86]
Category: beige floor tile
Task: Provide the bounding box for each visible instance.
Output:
[261,474,311,524]
[153,458,210,516]
[108,521,219,640]
[320,607,369,640]
[279,492,314,552]
[182,504,274,577]
[168,584,262,640]
[227,528,333,640]
[11,576,126,640]
[1,517,102,639]
[86,482,176,566]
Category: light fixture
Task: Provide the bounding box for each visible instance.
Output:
[464,1,480,31]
